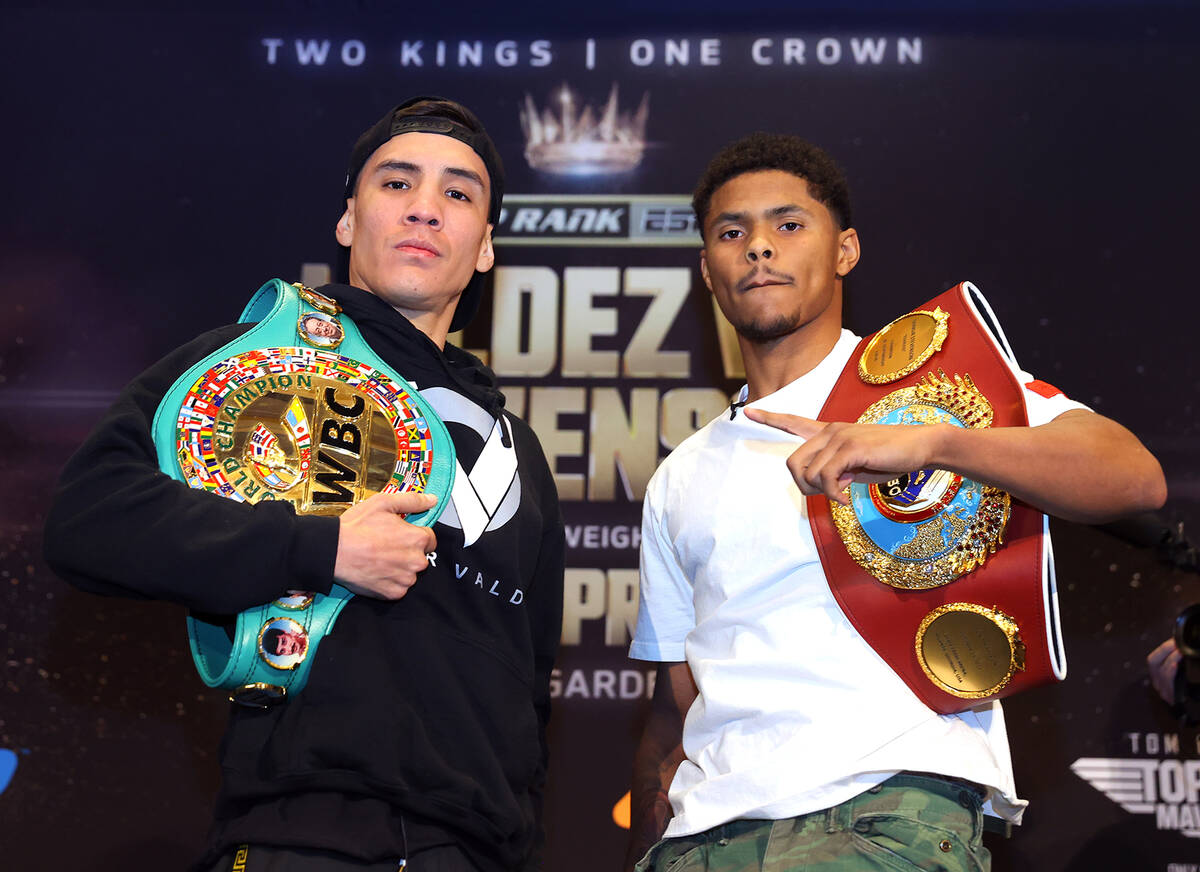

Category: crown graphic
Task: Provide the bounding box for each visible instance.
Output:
[520,84,649,176]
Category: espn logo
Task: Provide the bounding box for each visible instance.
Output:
[494,196,699,246]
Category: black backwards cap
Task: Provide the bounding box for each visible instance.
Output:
[341,96,506,333]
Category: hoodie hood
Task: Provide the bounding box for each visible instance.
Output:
[316,283,508,426]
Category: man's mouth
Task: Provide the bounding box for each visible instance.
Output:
[395,238,440,257]
[738,274,791,292]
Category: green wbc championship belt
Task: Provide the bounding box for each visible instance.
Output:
[150,279,455,706]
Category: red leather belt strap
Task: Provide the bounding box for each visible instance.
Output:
[807,282,1063,714]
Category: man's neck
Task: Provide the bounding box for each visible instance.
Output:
[740,319,843,403]
[399,307,453,350]
[351,279,458,350]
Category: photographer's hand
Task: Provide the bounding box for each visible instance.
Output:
[1147,637,1182,706]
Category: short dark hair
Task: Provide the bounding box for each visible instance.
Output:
[692,132,852,235]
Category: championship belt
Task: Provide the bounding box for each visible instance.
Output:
[150,279,455,707]
[808,281,1066,714]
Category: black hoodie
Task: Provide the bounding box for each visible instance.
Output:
[44,284,565,871]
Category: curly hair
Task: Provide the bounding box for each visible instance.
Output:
[692,132,852,235]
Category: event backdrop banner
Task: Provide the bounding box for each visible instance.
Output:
[1,3,1198,870]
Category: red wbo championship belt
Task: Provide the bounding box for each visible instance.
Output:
[807,281,1067,714]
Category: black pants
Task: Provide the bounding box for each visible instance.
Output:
[200,843,480,872]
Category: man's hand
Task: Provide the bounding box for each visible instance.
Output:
[743,407,942,505]
[742,406,1165,523]
[624,661,696,872]
[334,491,438,600]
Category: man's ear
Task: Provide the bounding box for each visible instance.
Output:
[335,204,355,247]
[475,224,496,273]
[835,228,861,278]
[699,249,713,292]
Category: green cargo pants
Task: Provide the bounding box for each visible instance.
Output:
[634,772,992,872]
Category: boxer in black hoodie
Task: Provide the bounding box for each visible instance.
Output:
[44,97,564,872]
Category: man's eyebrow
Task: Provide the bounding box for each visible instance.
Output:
[444,166,486,190]
[711,209,749,227]
[372,159,420,175]
[767,203,814,218]
[709,203,813,227]
[369,159,485,191]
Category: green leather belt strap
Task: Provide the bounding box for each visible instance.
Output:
[150,279,455,706]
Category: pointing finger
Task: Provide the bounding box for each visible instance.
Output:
[742,408,826,439]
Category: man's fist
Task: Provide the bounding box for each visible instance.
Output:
[333,491,439,600]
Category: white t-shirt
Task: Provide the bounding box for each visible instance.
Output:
[630,328,1087,840]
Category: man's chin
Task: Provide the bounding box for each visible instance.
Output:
[735,315,802,344]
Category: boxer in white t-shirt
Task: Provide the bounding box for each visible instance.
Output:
[625,132,1166,872]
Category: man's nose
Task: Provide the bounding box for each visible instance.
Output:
[745,233,772,262]
[404,186,442,227]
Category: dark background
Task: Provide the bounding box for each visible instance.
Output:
[1,1,1198,869]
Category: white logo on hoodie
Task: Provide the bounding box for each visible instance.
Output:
[419,387,520,547]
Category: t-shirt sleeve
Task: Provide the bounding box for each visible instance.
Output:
[629,474,695,663]
[1015,368,1090,426]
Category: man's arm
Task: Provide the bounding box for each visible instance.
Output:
[743,407,1166,524]
[624,660,697,872]
[45,330,439,612]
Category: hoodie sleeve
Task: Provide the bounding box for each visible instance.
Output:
[43,327,340,614]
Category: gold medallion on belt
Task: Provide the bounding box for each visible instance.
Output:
[827,305,1027,700]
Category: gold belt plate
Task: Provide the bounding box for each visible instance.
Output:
[915,603,1026,698]
[175,347,435,515]
[858,307,949,385]
[829,371,1010,590]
